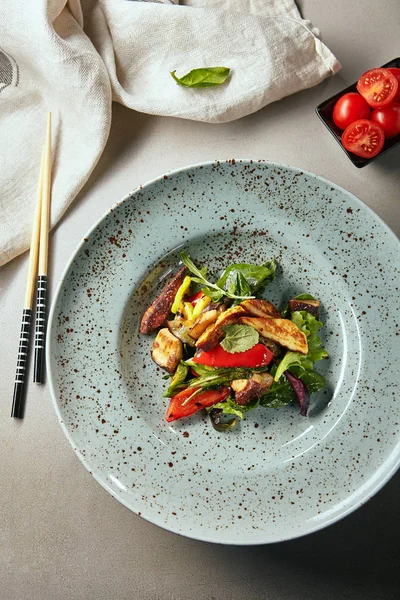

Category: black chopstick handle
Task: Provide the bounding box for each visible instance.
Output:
[33,275,47,384]
[11,308,33,418]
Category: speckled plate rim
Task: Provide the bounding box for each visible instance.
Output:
[46,159,400,545]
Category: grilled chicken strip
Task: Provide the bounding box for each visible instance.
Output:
[151,328,183,373]
[140,266,187,334]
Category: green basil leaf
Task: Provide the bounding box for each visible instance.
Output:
[179,252,256,301]
[201,286,224,302]
[170,67,230,88]
[220,324,259,354]
[230,273,252,305]
[217,260,276,296]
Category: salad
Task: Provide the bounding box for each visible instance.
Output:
[140,253,328,430]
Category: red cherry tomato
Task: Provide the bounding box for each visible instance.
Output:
[332,93,370,129]
[165,386,230,422]
[370,104,400,138]
[192,343,273,368]
[342,119,385,159]
[388,68,400,102]
[356,68,398,108]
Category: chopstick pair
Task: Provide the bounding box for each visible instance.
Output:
[11,113,52,418]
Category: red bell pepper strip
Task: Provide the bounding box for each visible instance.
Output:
[165,386,230,422]
[192,343,273,368]
[186,290,204,306]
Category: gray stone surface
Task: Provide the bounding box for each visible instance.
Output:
[1,1,399,598]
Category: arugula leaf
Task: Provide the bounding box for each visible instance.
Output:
[180,252,255,301]
[199,286,224,302]
[217,261,276,297]
[186,367,250,390]
[183,359,268,391]
[182,361,216,378]
[162,362,189,398]
[220,324,259,354]
[274,311,328,381]
[170,67,230,88]
[209,396,260,420]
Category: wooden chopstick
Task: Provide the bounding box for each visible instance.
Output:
[33,112,52,384]
[11,147,45,417]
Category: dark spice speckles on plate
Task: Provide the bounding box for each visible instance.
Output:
[47,160,400,545]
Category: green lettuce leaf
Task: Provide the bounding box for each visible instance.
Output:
[291,311,329,363]
[299,369,326,393]
[260,378,294,408]
[274,310,328,381]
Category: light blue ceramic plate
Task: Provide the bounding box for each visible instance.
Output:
[47,160,400,545]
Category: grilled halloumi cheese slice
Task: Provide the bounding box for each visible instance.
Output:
[195,305,247,350]
[240,298,281,318]
[240,316,308,355]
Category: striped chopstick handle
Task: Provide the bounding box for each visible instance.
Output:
[33,275,47,384]
[11,308,33,418]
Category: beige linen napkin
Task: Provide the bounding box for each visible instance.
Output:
[0,0,341,266]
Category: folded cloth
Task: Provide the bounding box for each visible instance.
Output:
[0,0,340,266]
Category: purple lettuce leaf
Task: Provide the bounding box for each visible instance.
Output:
[284,371,310,416]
